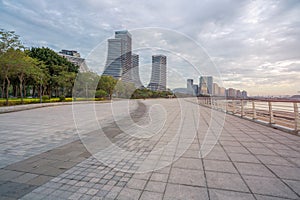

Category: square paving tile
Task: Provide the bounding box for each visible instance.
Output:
[235,163,275,177]
[227,153,260,163]
[243,175,298,199]
[255,194,292,200]
[256,155,294,166]
[247,148,277,156]
[150,173,169,183]
[173,157,203,170]
[145,181,166,193]
[164,183,209,200]
[117,187,142,200]
[168,167,205,187]
[283,179,300,196]
[140,191,163,200]
[204,160,237,174]
[206,171,249,192]
[11,173,38,184]
[209,189,255,200]
[203,150,230,161]
[267,165,300,180]
[126,178,147,190]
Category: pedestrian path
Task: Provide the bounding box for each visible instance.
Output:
[0,98,299,199]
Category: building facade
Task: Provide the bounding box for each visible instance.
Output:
[103,30,143,87]
[199,76,213,95]
[130,54,143,88]
[187,79,193,94]
[58,50,89,72]
[148,55,167,91]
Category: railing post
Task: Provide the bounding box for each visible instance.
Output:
[252,101,257,120]
[232,101,236,114]
[268,101,275,124]
[294,102,300,133]
[241,100,245,117]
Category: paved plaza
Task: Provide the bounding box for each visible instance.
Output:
[0,98,300,200]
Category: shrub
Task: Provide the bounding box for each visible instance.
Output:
[42,95,50,102]
[59,95,66,102]
[95,90,107,98]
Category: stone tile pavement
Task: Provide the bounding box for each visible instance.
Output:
[0,98,300,199]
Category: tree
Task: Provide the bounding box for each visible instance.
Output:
[0,49,24,105]
[97,75,117,100]
[28,47,79,97]
[95,89,107,98]
[14,54,39,104]
[73,71,99,98]
[0,29,23,54]
[0,29,24,100]
[114,80,136,98]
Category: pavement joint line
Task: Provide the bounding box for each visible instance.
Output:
[0,99,300,199]
[234,120,300,199]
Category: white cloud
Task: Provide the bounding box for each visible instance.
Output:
[0,0,299,95]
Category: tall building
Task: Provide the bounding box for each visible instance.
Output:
[236,90,242,98]
[58,50,89,72]
[103,30,142,87]
[213,83,219,96]
[148,55,167,91]
[219,87,226,96]
[115,30,132,81]
[242,90,248,99]
[192,84,198,96]
[227,88,236,98]
[103,38,123,78]
[199,76,213,95]
[130,54,143,88]
[187,79,193,93]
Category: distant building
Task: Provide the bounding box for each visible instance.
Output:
[227,88,236,98]
[213,83,219,96]
[103,30,143,87]
[130,54,143,88]
[103,38,123,79]
[148,55,167,91]
[242,90,248,99]
[199,76,213,95]
[219,87,226,96]
[58,50,89,72]
[187,79,193,94]
[192,84,198,96]
[236,90,242,98]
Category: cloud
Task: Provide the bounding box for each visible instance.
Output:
[0,0,299,95]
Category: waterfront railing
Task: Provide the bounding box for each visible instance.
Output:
[199,97,300,134]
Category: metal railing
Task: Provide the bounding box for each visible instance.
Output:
[199,97,300,134]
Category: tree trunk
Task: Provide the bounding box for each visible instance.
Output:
[18,75,24,104]
[5,76,10,106]
[32,85,36,97]
[19,82,23,104]
[23,81,27,98]
[1,79,5,98]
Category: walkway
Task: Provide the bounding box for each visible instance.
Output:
[0,98,299,200]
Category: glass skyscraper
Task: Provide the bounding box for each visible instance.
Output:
[103,30,143,87]
[147,55,167,91]
[199,76,213,95]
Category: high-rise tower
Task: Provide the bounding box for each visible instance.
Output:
[103,30,143,87]
[199,76,213,95]
[147,55,167,91]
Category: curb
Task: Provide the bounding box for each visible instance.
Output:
[0,101,111,114]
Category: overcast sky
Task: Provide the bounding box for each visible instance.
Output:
[1,0,299,96]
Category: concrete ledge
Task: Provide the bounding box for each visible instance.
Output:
[0,101,111,114]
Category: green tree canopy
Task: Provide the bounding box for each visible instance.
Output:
[97,75,117,100]
[0,29,23,54]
